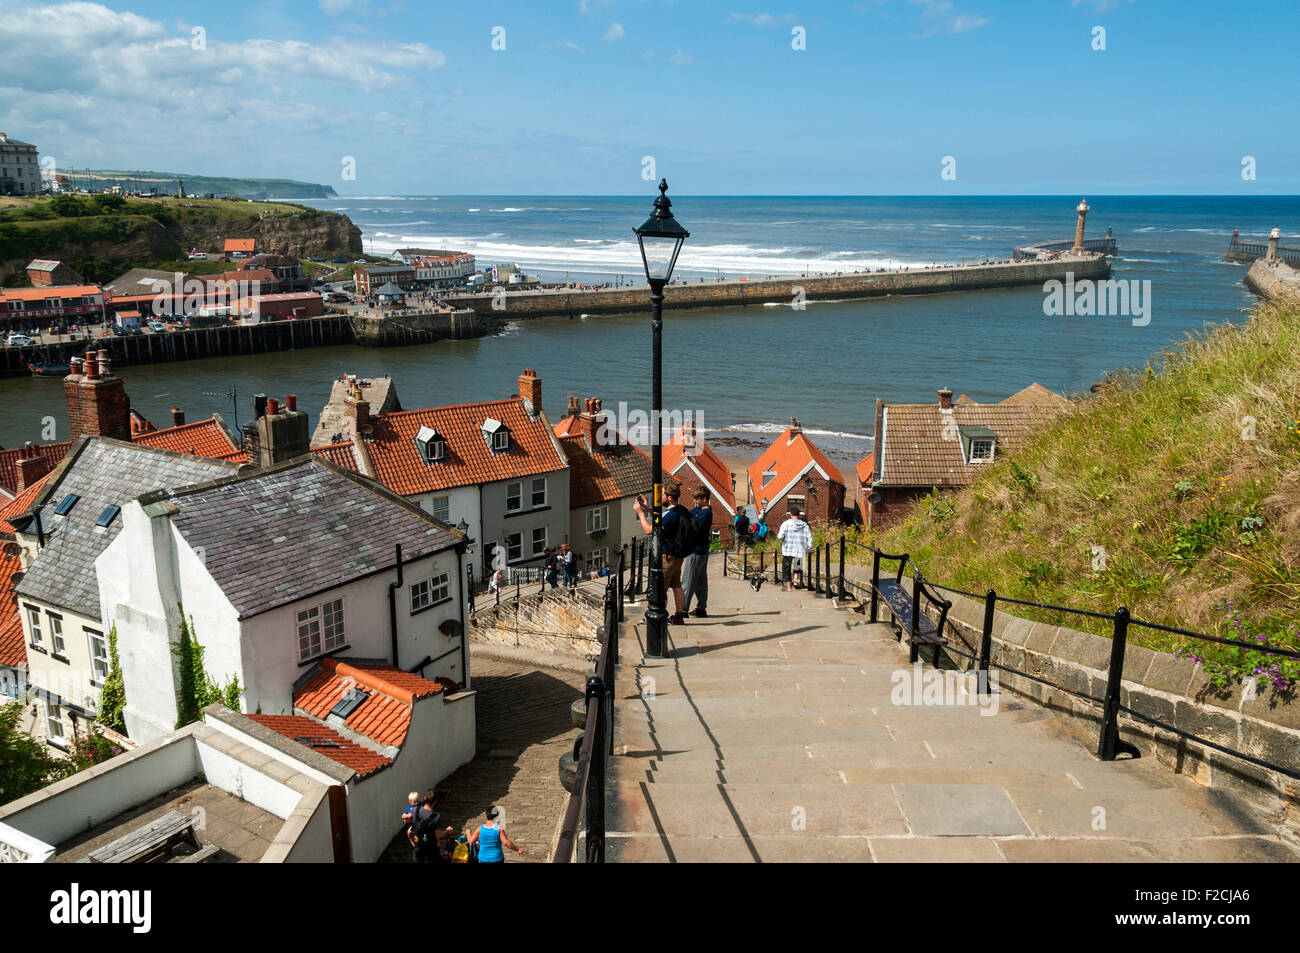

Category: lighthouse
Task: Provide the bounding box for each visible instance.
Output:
[1267,226,1281,261]
[1071,197,1090,254]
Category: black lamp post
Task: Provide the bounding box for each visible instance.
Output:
[634,179,689,659]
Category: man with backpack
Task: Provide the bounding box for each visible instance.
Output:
[733,509,751,550]
[408,789,453,862]
[683,489,713,618]
[633,485,690,625]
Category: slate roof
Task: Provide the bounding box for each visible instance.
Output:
[103,268,182,296]
[746,424,846,505]
[373,282,406,296]
[246,714,392,778]
[662,426,736,515]
[558,434,667,508]
[0,442,71,496]
[166,458,462,620]
[358,399,567,496]
[295,657,442,749]
[0,544,26,669]
[875,385,1070,488]
[14,439,241,617]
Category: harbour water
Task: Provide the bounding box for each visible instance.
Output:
[1,195,1293,462]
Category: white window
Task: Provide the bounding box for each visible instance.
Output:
[297,606,321,660]
[505,532,523,562]
[531,526,547,555]
[48,613,65,657]
[297,598,346,661]
[410,579,431,613]
[431,572,450,603]
[586,506,609,533]
[586,548,608,572]
[506,482,522,512]
[531,477,547,507]
[762,470,777,488]
[430,495,450,524]
[322,599,345,652]
[969,439,995,462]
[88,629,109,683]
[46,704,66,745]
[492,430,509,451]
[25,605,42,649]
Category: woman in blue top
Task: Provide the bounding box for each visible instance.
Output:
[466,806,524,863]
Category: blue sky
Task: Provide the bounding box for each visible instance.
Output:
[2,0,1297,194]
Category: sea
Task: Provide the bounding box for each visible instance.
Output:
[2,195,1294,473]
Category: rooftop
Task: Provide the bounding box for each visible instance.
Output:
[0,443,70,497]
[557,433,665,508]
[246,714,393,778]
[0,285,101,302]
[663,425,736,515]
[131,416,243,462]
[746,421,845,507]
[0,543,25,669]
[294,656,443,748]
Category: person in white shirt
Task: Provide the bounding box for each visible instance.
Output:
[776,509,814,592]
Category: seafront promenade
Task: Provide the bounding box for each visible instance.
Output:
[603,562,1295,862]
[448,255,1113,319]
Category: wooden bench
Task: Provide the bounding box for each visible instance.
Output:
[177,843,221,863]
[86,810,200,864]
[868,551,951,666]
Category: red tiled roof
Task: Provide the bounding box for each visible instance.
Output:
[0,285,102,302]
[295,657,441,748]
[224,238,255,253]
[363,399,566,496]
[0,544,26,669]
[132,417,244,462]
[558,434,667,508]
[311,442,360,471]
[0,443,72,496]
[747,425,846,505]
[855,452,875,487]
[552,414,583,438]
[246,714,393,778]
[663,426,736,515]
[0,474,50,535]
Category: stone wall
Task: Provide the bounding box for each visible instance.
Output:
[1244,259,1300,302]
[349,307,492,347]
[448,257,1114,320]
[469,586,606,657]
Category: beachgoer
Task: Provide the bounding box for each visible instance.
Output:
[683,489,713,618]
[777,508,814,592]
[633,486,689,624]
[466,806,524,863]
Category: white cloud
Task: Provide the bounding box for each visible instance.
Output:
[908,0,989,35]
[671,49,692,66]
[553,40,585,52]
[602,22,625,41]
[726,12,797,27]
[1072,0,1135,11]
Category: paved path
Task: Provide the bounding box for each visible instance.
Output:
[607,562,1296,862]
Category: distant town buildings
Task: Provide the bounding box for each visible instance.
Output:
[746,419,845,524]
[0,285,105,327]
[0,132,40,196]
[25,260,83,288]
[354,264,415,295]
[223,238,256,259]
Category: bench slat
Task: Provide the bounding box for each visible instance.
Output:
[177,843,220,863]
[874,580,943,644]
[87,810,197,864]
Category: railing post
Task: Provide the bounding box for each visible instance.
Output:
[978,589,996,688]
[584,674,606,863]
[838,536,847,600]
[825,541,832,597]
[1098,607,1140,761]
[743,550,748,578]
[812,546,821,596]
[908,572,923,663]
[869,550,881,622]
[773,548,780,585]
[618,548,626,623]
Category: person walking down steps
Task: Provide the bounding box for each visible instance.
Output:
[777,508,814,592]
[683,489,713,618]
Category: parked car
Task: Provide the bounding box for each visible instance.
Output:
[6,333,36,346]
[148,320,168,333]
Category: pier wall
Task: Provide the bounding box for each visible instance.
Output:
[348,307,489,346]
[1244,260,1300,302]
[447,257,1113,319]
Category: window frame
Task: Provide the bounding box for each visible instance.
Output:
[491,430,510,452]
[531,526,548,556]
[968,438,996,463]
[429,494,450,524]
[25,604,43,650]
[47,612,66,659]
[410,579,432,614]
[505,532,523,563]
[530,477,547,508]
[87,628,109,685]
[586,506,609,533]
[506,481,522,513]
[45,704,67,747]
[296,606,322,662]
[430,571,451,604]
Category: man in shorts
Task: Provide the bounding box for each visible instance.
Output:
[634,485,689,625]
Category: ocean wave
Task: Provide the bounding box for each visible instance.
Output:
[490,207,529,212]
[714,422,873,443]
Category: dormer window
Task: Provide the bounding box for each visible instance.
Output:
[957,425,997,464]
[482,418,510,453]
[415,426,447,464]
[761,469,777,488]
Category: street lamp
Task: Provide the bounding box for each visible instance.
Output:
[634,179,689,659]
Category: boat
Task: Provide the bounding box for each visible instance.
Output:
[29,362,71,377]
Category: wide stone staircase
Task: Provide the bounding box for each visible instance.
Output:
[603,559,1297,862]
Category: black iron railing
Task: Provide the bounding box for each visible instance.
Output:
[552,547,625,863]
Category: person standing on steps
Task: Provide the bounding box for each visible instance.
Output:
[777,508,814,592]
[633,485,690,625]
[466,806,524,863]
[683,488,713,618]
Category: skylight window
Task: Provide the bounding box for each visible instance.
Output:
[95,505,121,528]
[53,494,79,516]
[330,687,371,719]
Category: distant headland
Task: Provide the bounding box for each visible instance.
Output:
[52,170,339,200]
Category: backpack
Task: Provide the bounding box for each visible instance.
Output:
[735,513,750,536]
[411,809,442,850]
[664,505,695,558]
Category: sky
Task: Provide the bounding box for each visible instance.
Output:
[1,0,1297,195]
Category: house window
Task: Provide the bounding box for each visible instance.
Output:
[787,494,805,514]
[586,506,608,533]
[505,532,523,562]
[25,605,42,649]
[88,629,109,684]
[531,477,547,507]
[969,439,995,462]
[46,704,66,746]
[48,613,65,657]
[586,548,608,573]
[492,430,510,451]
[415,426,446,464]
[430,495,450,523]
[762,470,777,488]
[431,572,450,603]
[296,598,346,662]
[506,482,522,513]
[322,599,345,651]
[531,526,547,556]
[410,579,431,613]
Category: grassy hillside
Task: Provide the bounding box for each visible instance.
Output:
[56,169,337,199]
[846,296,1300,689]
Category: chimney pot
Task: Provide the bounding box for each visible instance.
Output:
[267,397,280,416]
[84,350,98,379]
[97,350,110,376]
[170,405,185,427]
[286,394,297,412]
[253,393,267,419]
[938,388,954,410]
[566,394,580,416]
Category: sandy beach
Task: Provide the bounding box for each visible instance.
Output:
[712,449,864,510]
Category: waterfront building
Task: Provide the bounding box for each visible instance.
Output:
[747,419,846,525]
[312,374,402,445]
[309,369,570,582]
[25,260,83,288]
[354,264,416,295]
[662,423,737,532]
[0,285,104,328]
[233,291,324,322]
[553,396,671,573]
[412,251,476,289]
[236,254,310,293]
[861,383,1071,528]
[0,132,40,196]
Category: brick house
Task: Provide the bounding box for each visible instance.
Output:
[26,260,84,287]
[662,423,736,532]
[354,264,416,296]
[860,384,1072,528]
[746,419,846,524]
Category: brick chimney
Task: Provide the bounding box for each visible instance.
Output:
[566,394,581,418]
[345,377,370,435]
[517,369,542,416]
[170,405,185,427]
[937,388,953,410]
[789,417,802,436]
[15,443,51,492]
[243,393,310,467]
[64,349,131,441]
[583,398,614,451]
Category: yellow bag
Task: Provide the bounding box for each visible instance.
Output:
[451,839,470,863]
